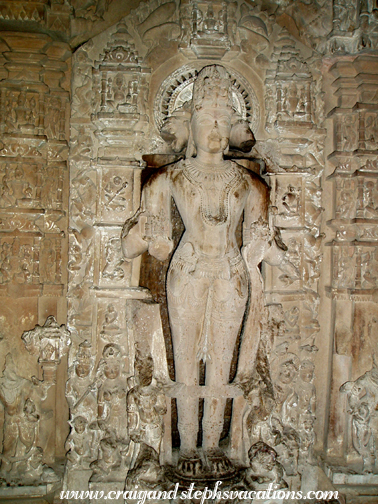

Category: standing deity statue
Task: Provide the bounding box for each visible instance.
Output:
[122,65,282,478]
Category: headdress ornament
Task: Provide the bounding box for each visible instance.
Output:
[192,65,233,111]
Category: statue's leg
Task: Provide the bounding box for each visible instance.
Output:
[202,274,248,453]
[0,418,18,476]
[167,269,208,455]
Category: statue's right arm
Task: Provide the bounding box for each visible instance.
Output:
[121,169,173,262]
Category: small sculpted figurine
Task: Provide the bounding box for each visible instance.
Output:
[340,362,378,473]
[0,353,50,483]
[95,344,128,443]
[90,435,122,482]
[244,441,287,491]
[122,65,282,477]
[126,351,167,487]
[65,415,93,468]
[66,340,96,419]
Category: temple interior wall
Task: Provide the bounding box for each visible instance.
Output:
[0,0,378,501]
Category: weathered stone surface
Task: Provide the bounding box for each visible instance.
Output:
[0,1,377,502]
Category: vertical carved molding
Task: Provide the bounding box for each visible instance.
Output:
[0,33,71,482]
[326,56,378,475]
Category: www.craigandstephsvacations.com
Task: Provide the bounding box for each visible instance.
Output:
[61,481,339,502]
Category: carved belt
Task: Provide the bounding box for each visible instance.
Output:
[170,252,245,280]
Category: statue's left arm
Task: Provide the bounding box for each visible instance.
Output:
[241,174,271,268]
[242,173,287,268]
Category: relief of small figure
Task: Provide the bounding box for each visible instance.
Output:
[338,190,355,219]
[100,304,122,342]
[95,344,128,443]
[126,351,167,488]
[363,181,378,218]
[65,416,93,468]
[0,353,52,485]
[298,412,317,469]
[89,435,122,482]
[296,359,316,416]
[244,441,287,491]
[66,340,97,420]
[102,237,125,281]
[340,364,378,473]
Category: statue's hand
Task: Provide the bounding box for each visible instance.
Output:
[148,237,173,261]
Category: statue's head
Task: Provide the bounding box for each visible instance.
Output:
[102,343,122,379]
[72,415,87,434]
[248,441,277,470]
[160,65,255,157]
[187,65,233,158]
[75,340,92,378]
[160,102,191,153]
[134,348,154,387]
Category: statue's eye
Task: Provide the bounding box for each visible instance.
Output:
[218,119,229,128]
[198,117,213,126]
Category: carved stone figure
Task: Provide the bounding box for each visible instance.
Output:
[296,359,316,416]
[122,64,283,478]
[126,351,167,487]
[66,340,97,419]
[0,353,50,484]
[65,415,93,468]
[89,435,123,482]
[244,441,287,491]
[102,237,125,281]
[341,364,378,473]
[95,344,128,443]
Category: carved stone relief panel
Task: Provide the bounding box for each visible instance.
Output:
[43,0,378,500]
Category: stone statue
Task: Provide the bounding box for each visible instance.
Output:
[122,65,282,478]
[89,344,130,482]
[244,441,287,491]
[95,344,128,443]
[126,350,167,487]
[65,415,93,468]
[0,353,50,484]
[340,363,378,473]
[66,340,96,419]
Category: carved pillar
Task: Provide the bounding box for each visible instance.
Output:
[326,56,378,470]
[0,32,71,467]
[262,34,326,474]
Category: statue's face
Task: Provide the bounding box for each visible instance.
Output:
[191,107,232,155]
[76,360,90,377]
[104,361,120,379]
[300,366,313,383]
[278,361,297,384]
[75,419,86,434]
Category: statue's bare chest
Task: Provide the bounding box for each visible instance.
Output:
[170,163,248,227]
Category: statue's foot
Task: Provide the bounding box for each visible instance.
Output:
[204,448,235,477]
[176,449,203,478]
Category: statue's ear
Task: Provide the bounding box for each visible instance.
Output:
[229,119,256,153]
[185,124,196,158]
[160,104,191,153]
